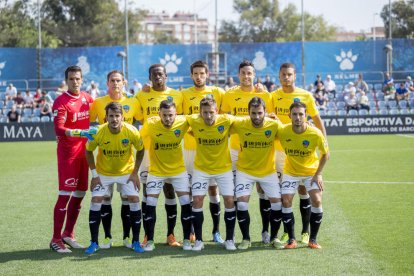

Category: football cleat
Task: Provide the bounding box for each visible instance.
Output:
[213,232,224,244]
[183,239,192,251]
[167,234,181,247]
[100,237,113,249]
[271,238,284,250]
[143,240,155,252]
[132,241,145,253]
[62,236,84,249]
[300,233,310,244]
[189,233,196,243]
[192,240,204,251]
[123,237,132,249]
[50,240,72,253]
[85,241,100,254]
[140,235,147,247]
[308,240,322,249]
[261,231,270,244]
[223,240,237,251]
[238,240,251,250]
[284,239,297,249]
[280,232,289,243]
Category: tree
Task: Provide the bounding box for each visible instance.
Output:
[380,0,414,39]
[219,0,336,42]
[151,30,180,44]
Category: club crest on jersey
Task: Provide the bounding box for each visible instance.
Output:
[123,105,130,113]
[265,130,272,138]
[217,125,224,134]
[294,97,300,103]
[174,129,181,137]
[53,110,58,116]
[82,97,87,105]
[302,140,310,148]
[167,96,174,102]
[122,139,129,146]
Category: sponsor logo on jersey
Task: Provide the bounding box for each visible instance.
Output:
[122,138,129,146]
[234,98,241,101]
[302,139,310,148]
[217,125,224,134]
[265,130,272,138]
[53,110,58,116]
[167,96,173,102]
[174,129,181,137]
[156,133,162,137]
[123,105,130,113]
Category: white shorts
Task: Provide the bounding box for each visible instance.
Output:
[139,150,150,183]
[192,169,234,196]
[92,174,139,197]
[235,171,281,199]
[280,174,320,195]
[230,149,239,178]
[146,171,190,195]
[184,149,217,187]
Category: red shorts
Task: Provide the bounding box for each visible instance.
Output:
[58,157,89,191]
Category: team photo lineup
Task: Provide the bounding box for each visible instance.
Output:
[50,60,329,255]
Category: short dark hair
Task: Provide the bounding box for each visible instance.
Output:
[279,63,296,73]
[239,60,254,72]
[149,64,166,78]
[191,60,209,74]
[107,70,124,82]
[289,101,307,112]
[65,65,82,80]
[105,102,123,115]
[248,97,266,111]
[199,96,216,110]
[159,99,176,110]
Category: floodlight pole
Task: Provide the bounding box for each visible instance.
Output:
[37,0,42,88]
[125,0,129,82]
[301,0,305,88]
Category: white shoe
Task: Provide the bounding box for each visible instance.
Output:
[62,237,85,249]
[50,241,72,253]
[123,237,132,249]
[261,231,270,244]
[192,240,204,251]
[183,239,192,251]
[223,240,237,251]
[100,237,113,249]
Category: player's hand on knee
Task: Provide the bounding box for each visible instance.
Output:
[128,174,140,192]
[311,174,324,191]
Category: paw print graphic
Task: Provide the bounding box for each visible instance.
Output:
[335,50,358,70]
[160,53,182,74]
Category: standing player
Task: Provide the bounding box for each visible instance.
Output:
[277,102,329,249]
[135,64,184,247]
[186,97,237,251]
[231,97,283,250]
[84,102,145,254]
[221,60,274,244]
[50,65,95,253]
[182,60,225,243]
[271,62,327,245]
[140,100,192,251]
[89,70,141,249]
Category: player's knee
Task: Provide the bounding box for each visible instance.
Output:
[237,201,249,211]
[91,196,104,203]
[163,183,176,199]
[223,196,235,209]
[281,196,293,207]
[298,185,307,195]
[192,196,204,208]
[208,185,218,195]
[127,195,139,203]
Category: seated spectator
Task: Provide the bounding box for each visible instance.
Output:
[396,82,409,102]
[13,91,25,109]
[383,72,393,92]
[33,88,42,108]
[39,98,52,119]
[359,91,370,111]
[23,90,34,108]
[325,74,336,98]
[345,82,356,95]
[5,83,17,101]
[404,76,414,92]
[355,73,369,93]
[307,83,314,93]
[41,90,53,104]
[263,75,274,92]
[384,80,396,102]
[314,81,327,95]
[88,81,100,99]
[132,79,142,94]
[346,91,359,112]
[314,74,324,87]
[225,76,235,90]
[314,90,328,110]
[7,104,20,123]
[56,81,67,97]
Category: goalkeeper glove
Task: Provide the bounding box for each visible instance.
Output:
[69,127,98,140]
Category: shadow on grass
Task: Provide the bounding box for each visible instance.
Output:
[0,241,309,262]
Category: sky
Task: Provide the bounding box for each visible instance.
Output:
[134,0,391,32]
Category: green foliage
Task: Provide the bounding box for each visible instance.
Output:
[151,30,180,44]
[219,0,336,42]
[381,0,414,39]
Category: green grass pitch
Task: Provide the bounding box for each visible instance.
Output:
[0,134,413,275]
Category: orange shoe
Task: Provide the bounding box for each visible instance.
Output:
[140,235,148,247]
[167,234,181,247]
[189,233,196,243]
[284,239,297,249]
[308,241,322,249]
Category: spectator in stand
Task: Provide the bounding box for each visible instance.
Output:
[358,91,370,111]
[324,75,336,98]
[314,74,324,87]
[42,90,54,104]
[345,91,359,113]
[88,81,100,100]
[404,76,414,92]
[5,83,17,101]
[7,104,20,123]
[314,81,326,96]
[314,88,328,110]
[345,82,356,95]
[13,91,25,109]
[39,97,53,119]
[132,79,142,94]
[355,73,369,93]
[225,76,235,90]
[23,90,34,108]
[33,88,42,107]
[263,75,274,92]
[384,80,396,102]
[396,82,409,102]
[56,81,68,97]
[383,72,393,92]
[307,84,315,94]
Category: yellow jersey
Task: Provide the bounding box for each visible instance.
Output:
[277,124,329,176]
[182,86,225,150]
[86,122,144,176]
[186,114,233,174]
[89,94,141,124]
[231,117,281,177]
[221,86,273,150]
[140,116,188,176]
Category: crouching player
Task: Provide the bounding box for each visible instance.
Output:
[278,102,329,249]
[84,102,145,254]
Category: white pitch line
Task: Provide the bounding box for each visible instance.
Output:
[326,180,414,184]
[396,134,414,139]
